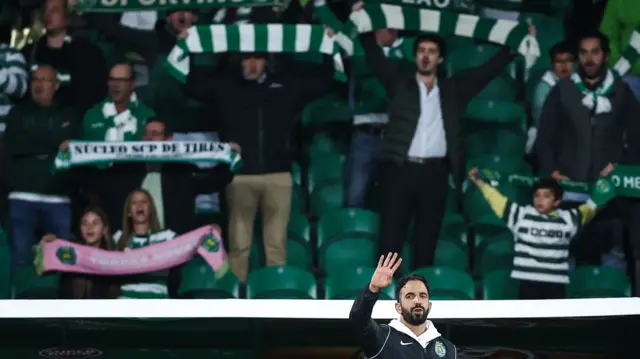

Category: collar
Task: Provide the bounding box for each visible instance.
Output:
[388,319,441,348]
[243,71,267,84]
[415,74,439,94]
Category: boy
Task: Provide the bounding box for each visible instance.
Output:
[468,168,601,299]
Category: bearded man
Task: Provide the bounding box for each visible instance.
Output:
[348,253,457,359]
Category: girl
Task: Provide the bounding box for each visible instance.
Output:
[114,188,177,299]
[44,206,120,299]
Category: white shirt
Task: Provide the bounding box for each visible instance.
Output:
[407,76,447,158]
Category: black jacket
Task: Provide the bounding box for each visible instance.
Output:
[536,76,640,182]
[84,162,233,235]
[185,59,334,174]
[360,33,516,201]
[22,36,108,116]
[349,287,457,359]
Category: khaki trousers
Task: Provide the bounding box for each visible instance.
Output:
[226,172,292,282]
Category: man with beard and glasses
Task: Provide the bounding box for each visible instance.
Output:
[537,30,640,272]
[355,0,533,273]
[349,253,457,359]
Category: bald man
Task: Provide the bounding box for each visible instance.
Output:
[4,64,79,271]
[82,63,155,142]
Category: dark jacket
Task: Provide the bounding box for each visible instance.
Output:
[59,273,120,299]
[22,36,108,116]
[536,76,640,182]
[359,33,517,200]
[84,162,233,235]
[5,100,79,196]
[185,59,334,175]
[349,286,457,359]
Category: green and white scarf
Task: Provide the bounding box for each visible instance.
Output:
[165,24,346,83]
[101,93,147,142]
[71,0,284,12]
[613,25,640,77]
[476,165,640,205]
[571,69,615,114]
[54,141,243,172]
[333,3,540,68]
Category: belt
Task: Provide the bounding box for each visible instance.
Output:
[355,124,385,136]
[406,156,446,164]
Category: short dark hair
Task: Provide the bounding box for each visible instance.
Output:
[413,33,446,57]
[395,274,430,302]
[145,116,173,136]
[549,41,573,61]
[577,30,611,55]
[533,178,564,201]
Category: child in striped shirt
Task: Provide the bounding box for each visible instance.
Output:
[468,168,599,299]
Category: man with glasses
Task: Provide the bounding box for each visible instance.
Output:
[82,63,154,142]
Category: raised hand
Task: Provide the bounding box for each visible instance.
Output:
[468,167,484,186]
[369,252,402,293]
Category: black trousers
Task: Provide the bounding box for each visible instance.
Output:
[378,159,448,272]
[518,279,566,299]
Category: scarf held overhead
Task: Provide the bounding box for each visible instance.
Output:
[613,25,640,77]
[334,3,540,68]
[72,0,284,12]
[165,24,346,83]
[54,141,243,172]
[34,225,229,279]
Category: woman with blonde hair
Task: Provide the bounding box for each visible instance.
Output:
[43,206,120,299]
[113,188,177,299]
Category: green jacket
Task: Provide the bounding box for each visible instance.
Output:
[5,101,78,195]
[601,0,640,76]
[82,96,155,141]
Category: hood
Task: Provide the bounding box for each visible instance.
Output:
[388,319,441,348]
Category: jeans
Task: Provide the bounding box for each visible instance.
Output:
[8,199,71,269]
[344,130,383,208]
[622,74,640,103]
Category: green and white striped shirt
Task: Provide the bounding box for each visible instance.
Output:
[113,229,177,299]
[0,43,28,131]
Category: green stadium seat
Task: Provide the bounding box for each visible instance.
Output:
[292,162,302,187]
[12,267,59,299]
[291,184,305,213]
[482,269,519,300]
[318,209,379,275]
[568,266,632,298]
[435,240,468,270]
[246,265,317,299]
[439,212,468,252]
[0,228,9,299]
[306,132,347,160]
[465,100,527,131]
[286,212,312,269]
[301,94,351,127]
[325,267,395,300]
[308,153,344,193]
[320,238,377,276]
[311,183,344,216]
[178,257,240,298]
[474,230,514,276]
[413,267,475,300]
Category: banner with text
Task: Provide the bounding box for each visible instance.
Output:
[34,226,228,278]
[72,0,285,12]
[54,141,242,172]
[379,0,474,13]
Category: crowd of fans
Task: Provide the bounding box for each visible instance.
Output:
[0,0,639,300]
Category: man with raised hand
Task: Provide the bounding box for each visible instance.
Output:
[349,253,457,359]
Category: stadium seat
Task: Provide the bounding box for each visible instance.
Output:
[413,267,475,300]
[435,240,468,270]
[482,269,519,300]
[12,267,60,299]
[179,257,240,298]
[568,266,632,298]
[292,162,302,187]
[286,212,312,269]
[301,94,351,127]
[325,267,395,300]
[310,183,344,216]
[246,265,317,299]
[306,132,347,160]
[474,230,514,276]
[439,212,468,252]
[291,184,305,213]
[0,228,9,299]
[318,209,379,275]
[308,153,344,193]
[465,100,527,131]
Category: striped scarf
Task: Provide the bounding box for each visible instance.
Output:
[613,26,640,77]
[165,24,346,83]
[571,69,615,114]
[329,3,540,68]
